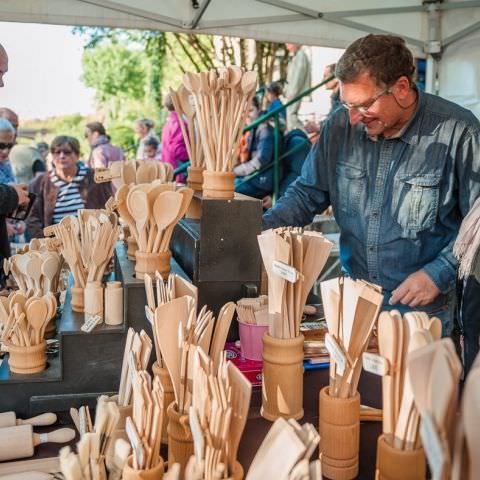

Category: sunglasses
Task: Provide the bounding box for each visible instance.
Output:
[53,149,74,156]
[0,142,14,150]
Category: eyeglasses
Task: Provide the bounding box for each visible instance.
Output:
[53,149,74,156]
[341,88,391,114]
[0,142,14,150]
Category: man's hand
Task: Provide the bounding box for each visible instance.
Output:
[262,195,273,210]
[12,183,29,207]
[389,270,441,307]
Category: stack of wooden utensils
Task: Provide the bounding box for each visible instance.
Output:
[60,396,131,480]
[117,328,153,408]
[320,277,383,399]
[152,296,236,414]
[186,348,252,480]
[94,159,174,189]
[44,211,119,288]
[4,249,63,296]
[181,67,257,173]
[258,228,333,339]
[374,311,442,451]
[126,369,165,471]
[407,337,462,479]
[115,183,193,254]
[236,295,269,326]
[246,417,321,480]
[0,292,57,347]
[169,85,204,172]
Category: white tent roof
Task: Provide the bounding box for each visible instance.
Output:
[1,0,479,113]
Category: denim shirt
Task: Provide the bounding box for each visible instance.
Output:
[263,90,480,299]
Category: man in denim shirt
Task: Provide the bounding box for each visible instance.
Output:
[263,35,480,335]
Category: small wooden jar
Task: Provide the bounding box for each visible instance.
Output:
[319,386,360,480]
[261,333,304,421]
[187,166,204,191]
[122,454,164,480]
[71,286,84,312]
[167,401,193,476]
[135,251,171,279]
[105,281,123,326]
[84,281,104,321]
[152,361,175,444]
[7,341,47,375]
[127,236,138,261]
[202,171,235,199]
[376,434,426,480]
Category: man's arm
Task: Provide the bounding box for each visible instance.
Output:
[262,139,330,229]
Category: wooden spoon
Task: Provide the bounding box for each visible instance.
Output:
[26,299,49,345]
[127,189,150,252]
[151,191,184,253]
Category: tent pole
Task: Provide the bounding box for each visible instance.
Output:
[424,1,442,95]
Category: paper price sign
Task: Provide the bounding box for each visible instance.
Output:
[362,352,389,376]
[325,333,347,375]
[272,260,299,283]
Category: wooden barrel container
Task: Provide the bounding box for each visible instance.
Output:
[71,286,84,312]
[135,251,171,279]
[202,171,235,199]
[187,166,204,191]
[7,341,47,375]
[127,236,138,261]
[122,454,164,479]
[167,402,193,476]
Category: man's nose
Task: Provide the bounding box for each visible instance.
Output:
[348,108,364,125]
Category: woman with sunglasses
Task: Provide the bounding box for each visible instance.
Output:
[27,135,112,238]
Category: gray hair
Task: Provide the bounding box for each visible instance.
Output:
[135,118,155,130]
[0,117,14,133]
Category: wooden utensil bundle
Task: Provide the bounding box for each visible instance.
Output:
[69,405,93,436]
[320,276,383,399]
[236,296,269,325]
[246,417,321,480]
[258,228,333,340]
[407,337,462,479]
[94,159,174,189]
[144,271,198,315]
[154,296,236,414]
[116,183,193,254]
[0,292,57,347]
[170,85,204,170]
[118,328,153,407]
[375,311,442,451]
[181,67,257,173]
[5,250,63,296]
[126,370,165,471]
[187,349,252,480]
[45,211,119,288]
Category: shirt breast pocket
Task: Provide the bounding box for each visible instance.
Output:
[392,174,441,234]
[336,162,366,217]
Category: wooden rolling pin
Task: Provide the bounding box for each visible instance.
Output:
[0,473,53,480]
[0,425,75,461]
[0,412,57,428]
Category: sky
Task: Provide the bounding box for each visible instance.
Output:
[0,21,96,121]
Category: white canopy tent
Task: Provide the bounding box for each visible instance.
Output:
[1,0,480,115]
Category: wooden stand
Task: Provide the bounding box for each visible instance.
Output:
[261,333,304,421]
[7,341,47,375]
[105,281,123,326]
[135,251,171,279]
[127,236,138,261]
[202,171,235,200]
[71,286,84,312]
[376,435,426,480]
[167,401,193,476]
[319,386,360,480]
[84,281,104,320]
[187,166,204,191]
[122,454,164,479]
[152,361,174,444]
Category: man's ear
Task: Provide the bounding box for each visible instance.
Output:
[394,76,412,100]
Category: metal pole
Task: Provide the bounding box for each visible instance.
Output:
[273,113,281,205]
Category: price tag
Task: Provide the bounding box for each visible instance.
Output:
[325,333,347,375]
[145,305,154,325]
[420,411,446,480]
[272,260,299,283]
[362,352,389,376]
[81,315,103,333]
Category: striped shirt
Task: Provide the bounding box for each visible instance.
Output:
[51,164,87,224]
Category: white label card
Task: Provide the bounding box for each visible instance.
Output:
[145,305,154,325]
[81,315,103,333]
[325,333,346,375]
[420,411,446,480]
[362,352,389,376]
[272,260,298,283]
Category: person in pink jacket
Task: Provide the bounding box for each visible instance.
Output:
[161,94,189,173]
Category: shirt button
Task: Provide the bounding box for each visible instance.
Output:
[369,246,374,252]
[372,211,378,217]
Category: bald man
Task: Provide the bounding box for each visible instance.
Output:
[0,107,19,137]
[0,43,7,88]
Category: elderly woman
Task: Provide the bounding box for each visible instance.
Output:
[134,118,159,160]
[27,135,112,238]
